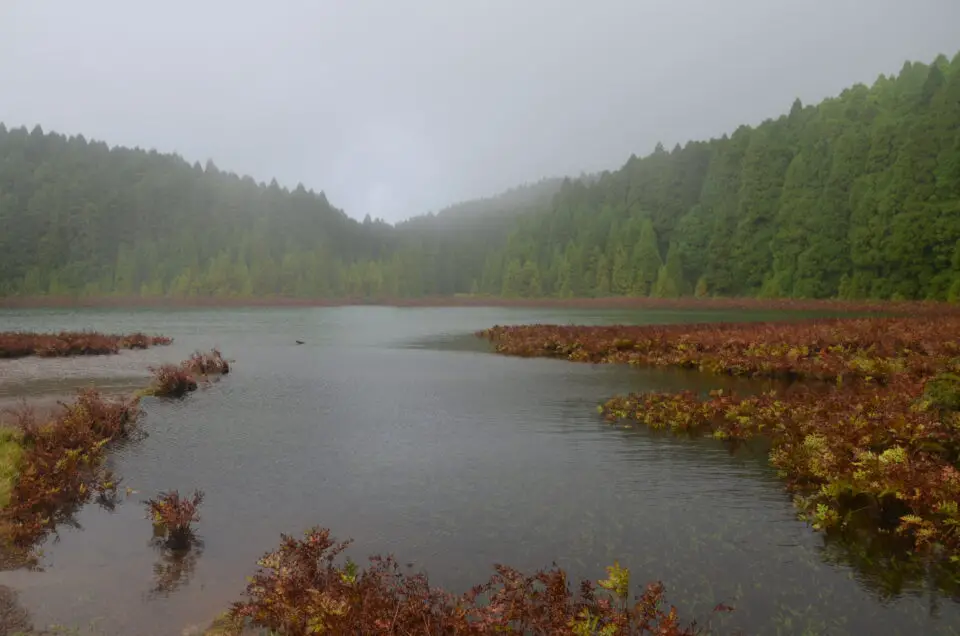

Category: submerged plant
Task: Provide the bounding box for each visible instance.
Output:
[145,489,204,550]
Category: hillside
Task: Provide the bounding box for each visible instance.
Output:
[384,178,565,296]
[1,51,959,301]
[0,127,558,298]
[472,52,960,300]
[0,125,393,297]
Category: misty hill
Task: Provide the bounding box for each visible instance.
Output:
[0,125,560,298]
[384,179,564,294]
[0,124,399,297]
[1,50,959,301]
[466,51,960,300]
[403,178,565,226]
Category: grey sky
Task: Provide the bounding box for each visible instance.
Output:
[1,1,958,222]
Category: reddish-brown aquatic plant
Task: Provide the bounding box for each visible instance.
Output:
[480,316,960,561]
[147,364,199,397]
[478,315,960,383]
[600,379,960,551]
[146,349,229,397]
[145,490,204,549]
[182,348,230,376]
[0,389,139,550]
[0,331,171,359]
[226,526,722,635]
[0,350,228,565]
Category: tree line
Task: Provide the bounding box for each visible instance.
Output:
[477,51,960,300]
[1,51,958,300]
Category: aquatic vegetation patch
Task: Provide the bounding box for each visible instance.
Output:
[146,489,204,550]
[0,389,138,552]
[478,316,960,383]
[601,380,960,555]
[480,317,960,562]
[222,526,727,635]
[182,348,230,376]
[147,364,199,397]
[0,330,171,358]
[0,350,231,560]
[0,428,23,510]
[145,349,229,397]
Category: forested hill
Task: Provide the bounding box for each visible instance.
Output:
[2,51,959,301]
[0,124,392,297]
[476,51,960,301]
[0,126,555,298]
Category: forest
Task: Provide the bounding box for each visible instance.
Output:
[0,51,958,301]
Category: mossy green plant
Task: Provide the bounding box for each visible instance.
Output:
[922,372,960,412]
[0,427,24,509]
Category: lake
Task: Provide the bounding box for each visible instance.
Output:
[0,306,957,635]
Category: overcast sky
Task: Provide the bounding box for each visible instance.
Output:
[1,1,958,222]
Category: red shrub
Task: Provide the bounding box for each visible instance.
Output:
[119,332,172,349]
[147,364,199,397]
[479,315,960,383]
[182,349,230,376]
[145,490,204,549]
[0,330,172,359]
[1,390,139,550]
[226,527,720,635]
[146,349,230,397]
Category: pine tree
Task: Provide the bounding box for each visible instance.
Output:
[653,243,685,298]
[595,253,611,297]
[610,242,632,295]
[630,219,661,296]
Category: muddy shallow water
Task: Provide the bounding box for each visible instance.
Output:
[0,306,957,635]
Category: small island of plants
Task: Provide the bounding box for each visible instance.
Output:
[0,330,172,358]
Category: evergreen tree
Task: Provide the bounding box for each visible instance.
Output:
[630,219,662,296]
[653,243,685,298]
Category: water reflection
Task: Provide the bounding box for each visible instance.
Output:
[147,538,204,599]
[818,525,960,605]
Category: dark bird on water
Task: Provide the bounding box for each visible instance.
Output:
[295,340,305,345]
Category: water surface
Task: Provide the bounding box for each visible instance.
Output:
[0,306,956,635]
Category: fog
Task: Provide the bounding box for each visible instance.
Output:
[1,0,958,222]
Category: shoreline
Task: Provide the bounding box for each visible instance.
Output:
[0,294,949,314]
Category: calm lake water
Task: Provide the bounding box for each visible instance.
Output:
[0,306,957,635]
